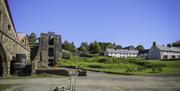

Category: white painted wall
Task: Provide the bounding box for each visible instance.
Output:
[106,53,137,58]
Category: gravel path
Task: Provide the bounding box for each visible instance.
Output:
[0,71,180,91]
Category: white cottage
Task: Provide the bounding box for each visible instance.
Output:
[148,42,180,60]
[104,48,138,58]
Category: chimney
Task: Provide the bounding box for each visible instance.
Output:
[167,44,171,48]
[153,41,156,47]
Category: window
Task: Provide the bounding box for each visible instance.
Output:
[48,48,54,57]
[49,36,54,45]
[163,55,168,60]
[171,55,176,59]
[48,59,54,63]
[8,24,11,30]
[48,59,55,66]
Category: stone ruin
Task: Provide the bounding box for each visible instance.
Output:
[0,0,63,77]
[0,0,31,77]
[31,32,62,69]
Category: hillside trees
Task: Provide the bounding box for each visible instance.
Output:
[172,41,180,47]
[167,40,180,47]
[89,41,101,54]
[136,45,145,51]
[78,42,89,52]
[62,40,77,52]
[28,32,37,47]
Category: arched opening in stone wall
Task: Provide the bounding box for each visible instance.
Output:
[48,59,54,66]
[48,48,54,57]
[49,36,54,45]
[10,56,16,75]
[0,43,7,76]
[0,55,3,76]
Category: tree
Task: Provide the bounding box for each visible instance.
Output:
[62,52,72,59]
[116,45,122,49]
[89,41,101,54]
[136,45,145,51]
[78,46,87,52]
[78,42,89,52]
[167,43,171,47]
[98,42,115,52]
[172,41,180,47]
[28,32,36,47]
[62,40,77,52]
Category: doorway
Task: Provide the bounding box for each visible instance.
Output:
[0,55,3,76]
[0,43,6,76]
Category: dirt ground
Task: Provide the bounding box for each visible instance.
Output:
[0,72,180,91]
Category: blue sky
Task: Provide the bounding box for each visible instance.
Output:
[8,0,180,48]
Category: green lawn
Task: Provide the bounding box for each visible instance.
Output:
[58,56,180,75]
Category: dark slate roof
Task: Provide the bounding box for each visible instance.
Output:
[106,48,138,54]
[156,45,180,52]
[123,46,136,50]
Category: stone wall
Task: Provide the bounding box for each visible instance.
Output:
[0,0,31,77]
[32,32,62,69]
[148,46,161,60]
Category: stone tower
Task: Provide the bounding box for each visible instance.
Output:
[32,32,62,68]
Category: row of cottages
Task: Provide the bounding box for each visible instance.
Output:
[148,42,180,60]
[104,48,139,58]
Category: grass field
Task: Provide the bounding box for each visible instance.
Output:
[58,56,180,75]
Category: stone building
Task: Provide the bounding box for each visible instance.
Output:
[138,49,149,59]
[148,42,180,60]
[32,32,62,68]
[0,0,31,77]
[104,48,138,58]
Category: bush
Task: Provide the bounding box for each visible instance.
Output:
[151,66,163,73]
[126,68,136,72]
[79,53,99,57]
[88,64,102,68]
[62,52,72,59]
[126,68,132,72]
[98,58,109,63]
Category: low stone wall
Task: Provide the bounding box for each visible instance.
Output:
[36,68,87,76]
[78,70,87,76]
[36,69,70,76]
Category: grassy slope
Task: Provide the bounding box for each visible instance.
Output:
[58,56,180,75]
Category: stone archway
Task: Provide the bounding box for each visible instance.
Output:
[0,54,3,76]
[0,43,7,77]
